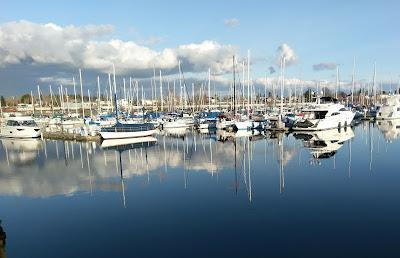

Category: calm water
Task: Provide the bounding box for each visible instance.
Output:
[1,121,400,258]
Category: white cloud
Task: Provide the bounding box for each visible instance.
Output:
[39,76,74,86]
[0,20,238,76]
[275,43,298,66]
[224,18,240,27]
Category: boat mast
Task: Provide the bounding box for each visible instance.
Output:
[37,85,43,115]
[179,60,183,111]
[280,57,286,116]
[79,68,85,117]
[113,63,118,120]
[264,73,267,108]
[49,85,54,116]
[88,89,93,118]
[153,66,157,110]
[233,55,236,116]
[73,77,78,115]
[30,90,35,115]
[247,50,250,112]
[123,77,126,104]
[208,68,211,110]
[108,73,113,113]
[97,76,101,114]
[160,70,163,112]
[65,87,70,114]
[351,57,355,104]
[373,62,377,105]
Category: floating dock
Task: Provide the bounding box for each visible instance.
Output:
[42,131,101,142]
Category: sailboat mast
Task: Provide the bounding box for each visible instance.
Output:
[208,68,211,110]
[49,85,54,115]
[37,85,43,115]
[97,76,101,114]
[112,63,118,120]
[351,57,355,104]
[233,55,236,116]
[79,68,84,117]
[88,89,93,118]
[247,50,250,112]
[280,57,285,116]
[73,77,78,115]
[373,62,377,105]
[160,70,163,112]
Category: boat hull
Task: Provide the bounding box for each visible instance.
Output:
[292,112,355,131]
[100,129,157,139]
[0,126,42,138]
[234,121,252,130]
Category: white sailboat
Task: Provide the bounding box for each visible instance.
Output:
[100,64,156,140]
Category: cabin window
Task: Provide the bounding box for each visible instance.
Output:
[7,120,19,126]
[339,108,347,111]
[314,111,328,119]
[331,112,340,116]
[21,120,37,127]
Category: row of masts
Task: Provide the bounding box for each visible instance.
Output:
[20,54,392,118]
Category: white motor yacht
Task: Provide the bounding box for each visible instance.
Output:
[0,116,42,138]
[376,95,400,120]
[292,97,355,131]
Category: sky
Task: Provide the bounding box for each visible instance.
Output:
[1,0,400,96]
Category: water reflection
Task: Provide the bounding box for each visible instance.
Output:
[0,123,393,200]
[376,120,400,142]
[1,138,42,166]
[294,128,354,161]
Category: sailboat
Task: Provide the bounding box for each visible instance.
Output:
[100,65,156,140]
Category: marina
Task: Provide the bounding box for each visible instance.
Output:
[1,1,400,257]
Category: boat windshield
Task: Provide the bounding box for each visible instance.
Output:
[315,111,328,119]
[6,120,37,127]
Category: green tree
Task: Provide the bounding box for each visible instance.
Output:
[303,89,314,102]
[20,94,32,104]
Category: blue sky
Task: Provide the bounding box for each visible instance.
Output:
[1,0,400,95]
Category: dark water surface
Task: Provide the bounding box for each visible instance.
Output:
[1,121,400,258]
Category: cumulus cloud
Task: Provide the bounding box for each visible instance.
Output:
[224,18,240,27]
[0,20,238,75]
[275,43,298,66]
[39,76,74,86]
[313,62,337,71]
